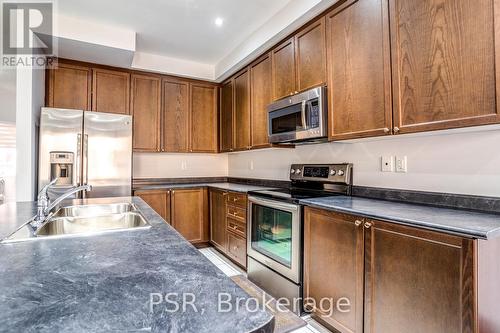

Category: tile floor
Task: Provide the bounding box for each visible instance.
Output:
[199,247,333,333]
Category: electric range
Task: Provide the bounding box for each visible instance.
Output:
[246,163,353,315]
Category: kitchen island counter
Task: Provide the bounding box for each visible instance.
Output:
[0,197,274,333]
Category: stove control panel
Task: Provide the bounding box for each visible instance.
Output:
[290,163,353,184]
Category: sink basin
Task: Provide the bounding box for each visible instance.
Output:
[35,211,149,237]
[2,203,151,243]
[52,203,136,218]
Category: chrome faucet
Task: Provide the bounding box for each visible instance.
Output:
[32,179,92,228]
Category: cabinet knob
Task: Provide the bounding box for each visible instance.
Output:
[364,222,373,229]
[355,220,363,227]
[393,127,400,133]
[383,128,390,133]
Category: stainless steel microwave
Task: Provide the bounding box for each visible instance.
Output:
[268,86,327,144]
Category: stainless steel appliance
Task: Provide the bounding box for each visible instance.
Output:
[38,107,132,200]
[247,163,353,314]
[268,86,327,144]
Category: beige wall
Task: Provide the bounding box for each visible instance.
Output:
[133,128,500,197]
[228,129,500,197]
[133,153,228,179]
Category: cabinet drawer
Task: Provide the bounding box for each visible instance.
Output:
[227,217,246,238]
[226,192,247,208]
[226,205,247,223]
[227,232,247,267]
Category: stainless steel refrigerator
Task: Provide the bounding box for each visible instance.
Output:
[38,107,132,200]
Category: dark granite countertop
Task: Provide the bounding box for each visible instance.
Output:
[300,196,500,239]
[134,182,276,193]
[0,197,273,333]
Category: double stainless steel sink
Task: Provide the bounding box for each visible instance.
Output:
[3,203,151,243]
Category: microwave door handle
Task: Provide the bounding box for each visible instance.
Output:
[301,100,307,129]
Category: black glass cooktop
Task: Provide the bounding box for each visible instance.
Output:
[248,187,342,204]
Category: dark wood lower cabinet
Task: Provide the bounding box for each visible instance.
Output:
[363,219,474,333]
[209,189,227,251]
[135,189,170,223]
[304,208,364,333]
[209,189,248,269]
[171,188,209,244]
[226,231,246,267]
[304,207,500,333]
[135,188,207,245]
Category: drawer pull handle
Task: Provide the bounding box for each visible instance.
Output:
[364,222,373,229]
[354,220,362,227]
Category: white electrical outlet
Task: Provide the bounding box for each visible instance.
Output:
[181,161,188,170]
[249,160,254,170]
[381,156,394,172]
[396,156,408,173]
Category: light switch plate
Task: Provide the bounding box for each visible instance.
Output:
[396,156,408,173]
[381,156,394,172]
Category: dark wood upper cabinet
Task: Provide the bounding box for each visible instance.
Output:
[250,53,272,148]
[295,17,327,92]
[220,80,234,152]
[46,62,91,110]
[272,38,297,100]
[327,0,392,140]
[131,73,161,151]
[190,83,218,153]
[209,189,227,251]
[162,78,190,152]
[390,0,500,134]
[304,208,364,333]
[364,219,475,333]
[91,68,130,115]
[171,188,209,244]
[234,70,251,150]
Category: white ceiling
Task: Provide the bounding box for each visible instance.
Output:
[57,0,292,64]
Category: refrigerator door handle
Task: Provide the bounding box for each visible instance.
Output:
[76,134,82,186]
[83,134,89,190]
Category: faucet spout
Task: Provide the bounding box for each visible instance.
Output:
[44,184,92,215]
[31,182,92,229]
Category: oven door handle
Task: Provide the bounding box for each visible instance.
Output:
[248,196,300,212]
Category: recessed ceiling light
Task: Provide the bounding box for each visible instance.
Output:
[215,17,224,27]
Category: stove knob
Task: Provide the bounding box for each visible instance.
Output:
[296,169,301,174]
[330,170,336,176]
[290,169,296,174]
[338,170,345,176]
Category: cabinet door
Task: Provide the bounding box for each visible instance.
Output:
[295,17,327,92]
[191,83,218,152]
[234,70,251,150]
[272,38,296,100]
[327,0,392,140]
[46,62,91,110]
[364,219,475,333]
[92,68,130,114]
[131,74,161,151]
[162,78,190,152]
[135,190,169,223]
[250,54,272,148]
[390,0,499,134]
[209,189,227,251]
[220,80,234,152]
[304,208,364,333]
[171,188,209,244]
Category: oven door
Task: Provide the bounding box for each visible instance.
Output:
[247,196,301,283]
